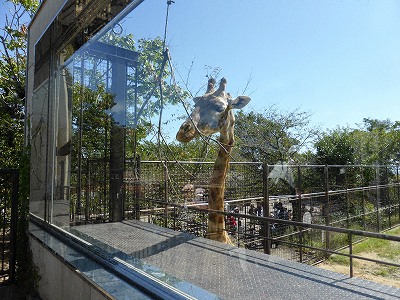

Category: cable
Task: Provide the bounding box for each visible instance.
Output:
[163,0,174,51]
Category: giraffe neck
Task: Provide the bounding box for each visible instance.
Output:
[207,125,234,243]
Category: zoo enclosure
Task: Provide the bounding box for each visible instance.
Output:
[69,161,400,275]
[72,161,400,230]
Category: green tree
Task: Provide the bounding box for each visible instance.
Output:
[357,118,400,165]
[234,106,318,164]
[313,119,400,189]
[0,0,38,167]
[72,32,190,160]
[315,127,355,166]
[0,1,41,296]
[140,137,218,161]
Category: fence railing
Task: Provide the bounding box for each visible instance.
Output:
[137,198,400,277]
[71,162,400,232]
[0,169,19,282]
[69,161,400,273]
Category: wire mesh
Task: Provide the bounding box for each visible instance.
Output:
[72,161,400,265]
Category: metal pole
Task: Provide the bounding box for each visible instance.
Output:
[263,162,270,254]
[376,165,381,232]
[85,161,90,222]
[345,168,349,229]
[164,162,169,228]
[349,233,353,277]
[386,166,391,228]
[297,165,303,263]
[297,166,302,223]
[135,155,141,220]
[324,165,330,256]
[397,164,400,222]
[76,58,85,220]
[299,226,303,263]
[362,167,366,231]
[104,117,108,221]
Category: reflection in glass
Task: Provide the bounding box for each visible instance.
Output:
[58,29,140,225]
[30,81,50,219]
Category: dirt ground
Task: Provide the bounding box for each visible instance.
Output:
[317,252,400,289]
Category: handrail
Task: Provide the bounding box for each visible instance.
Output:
[140,198,400,277]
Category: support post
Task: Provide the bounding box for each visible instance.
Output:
[85,161,90,222]
[386,166,391,228]
[110,59,127,222]
[375,165,381,231]
[134,155,141,220]
[297,165,303,262]
[397,164,400,222]
[345,167,349,229]
[263,162,271,254]
[164,162,169,228]
[349,233,353,277]
[362,166,366,231]
[324,165,331,256]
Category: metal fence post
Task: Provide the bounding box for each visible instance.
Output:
[349,232,353,278]
[345,167,350,229]
[386,166,391,228]
[164,161,169,228]
[134,155,141,220]
[296,166,302,223]
[299,225,303,263]
[324,165,330,256]
[375,165,381,231]
[263,163,271,254]
[85,161,90,222]
[362,166,366,231]
[397,164,400,222]
[297,166,303,262]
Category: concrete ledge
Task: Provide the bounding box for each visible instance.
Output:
[31,237,113,300]
[29,223,154,300]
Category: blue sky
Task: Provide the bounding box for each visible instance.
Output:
[125,0,400,135]
[1,0,399,136]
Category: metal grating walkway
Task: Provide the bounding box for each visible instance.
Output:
[75,220,400,300]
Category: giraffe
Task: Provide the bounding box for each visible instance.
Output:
[176,78,251,243]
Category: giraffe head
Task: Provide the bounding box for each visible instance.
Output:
[176,78,251,143]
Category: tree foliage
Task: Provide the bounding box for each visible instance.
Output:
[234,106,318,164]
[72,32,190,161]
[315,128,355,166]
[0,0,38,167]
[0,1,41,296]
[314,119,400,167]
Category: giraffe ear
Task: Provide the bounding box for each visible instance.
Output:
[230,96,251,109]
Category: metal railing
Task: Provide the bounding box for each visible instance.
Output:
[71,162,400,228]
[69,161,400,275]
[137,198,400,277]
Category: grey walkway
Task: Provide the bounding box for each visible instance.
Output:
[75,220,400,300]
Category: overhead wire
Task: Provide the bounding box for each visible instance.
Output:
[148,0,245,204]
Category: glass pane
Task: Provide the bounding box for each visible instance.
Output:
[30,81,50,219]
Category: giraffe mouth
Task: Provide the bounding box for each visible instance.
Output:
[176,123,197,143]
